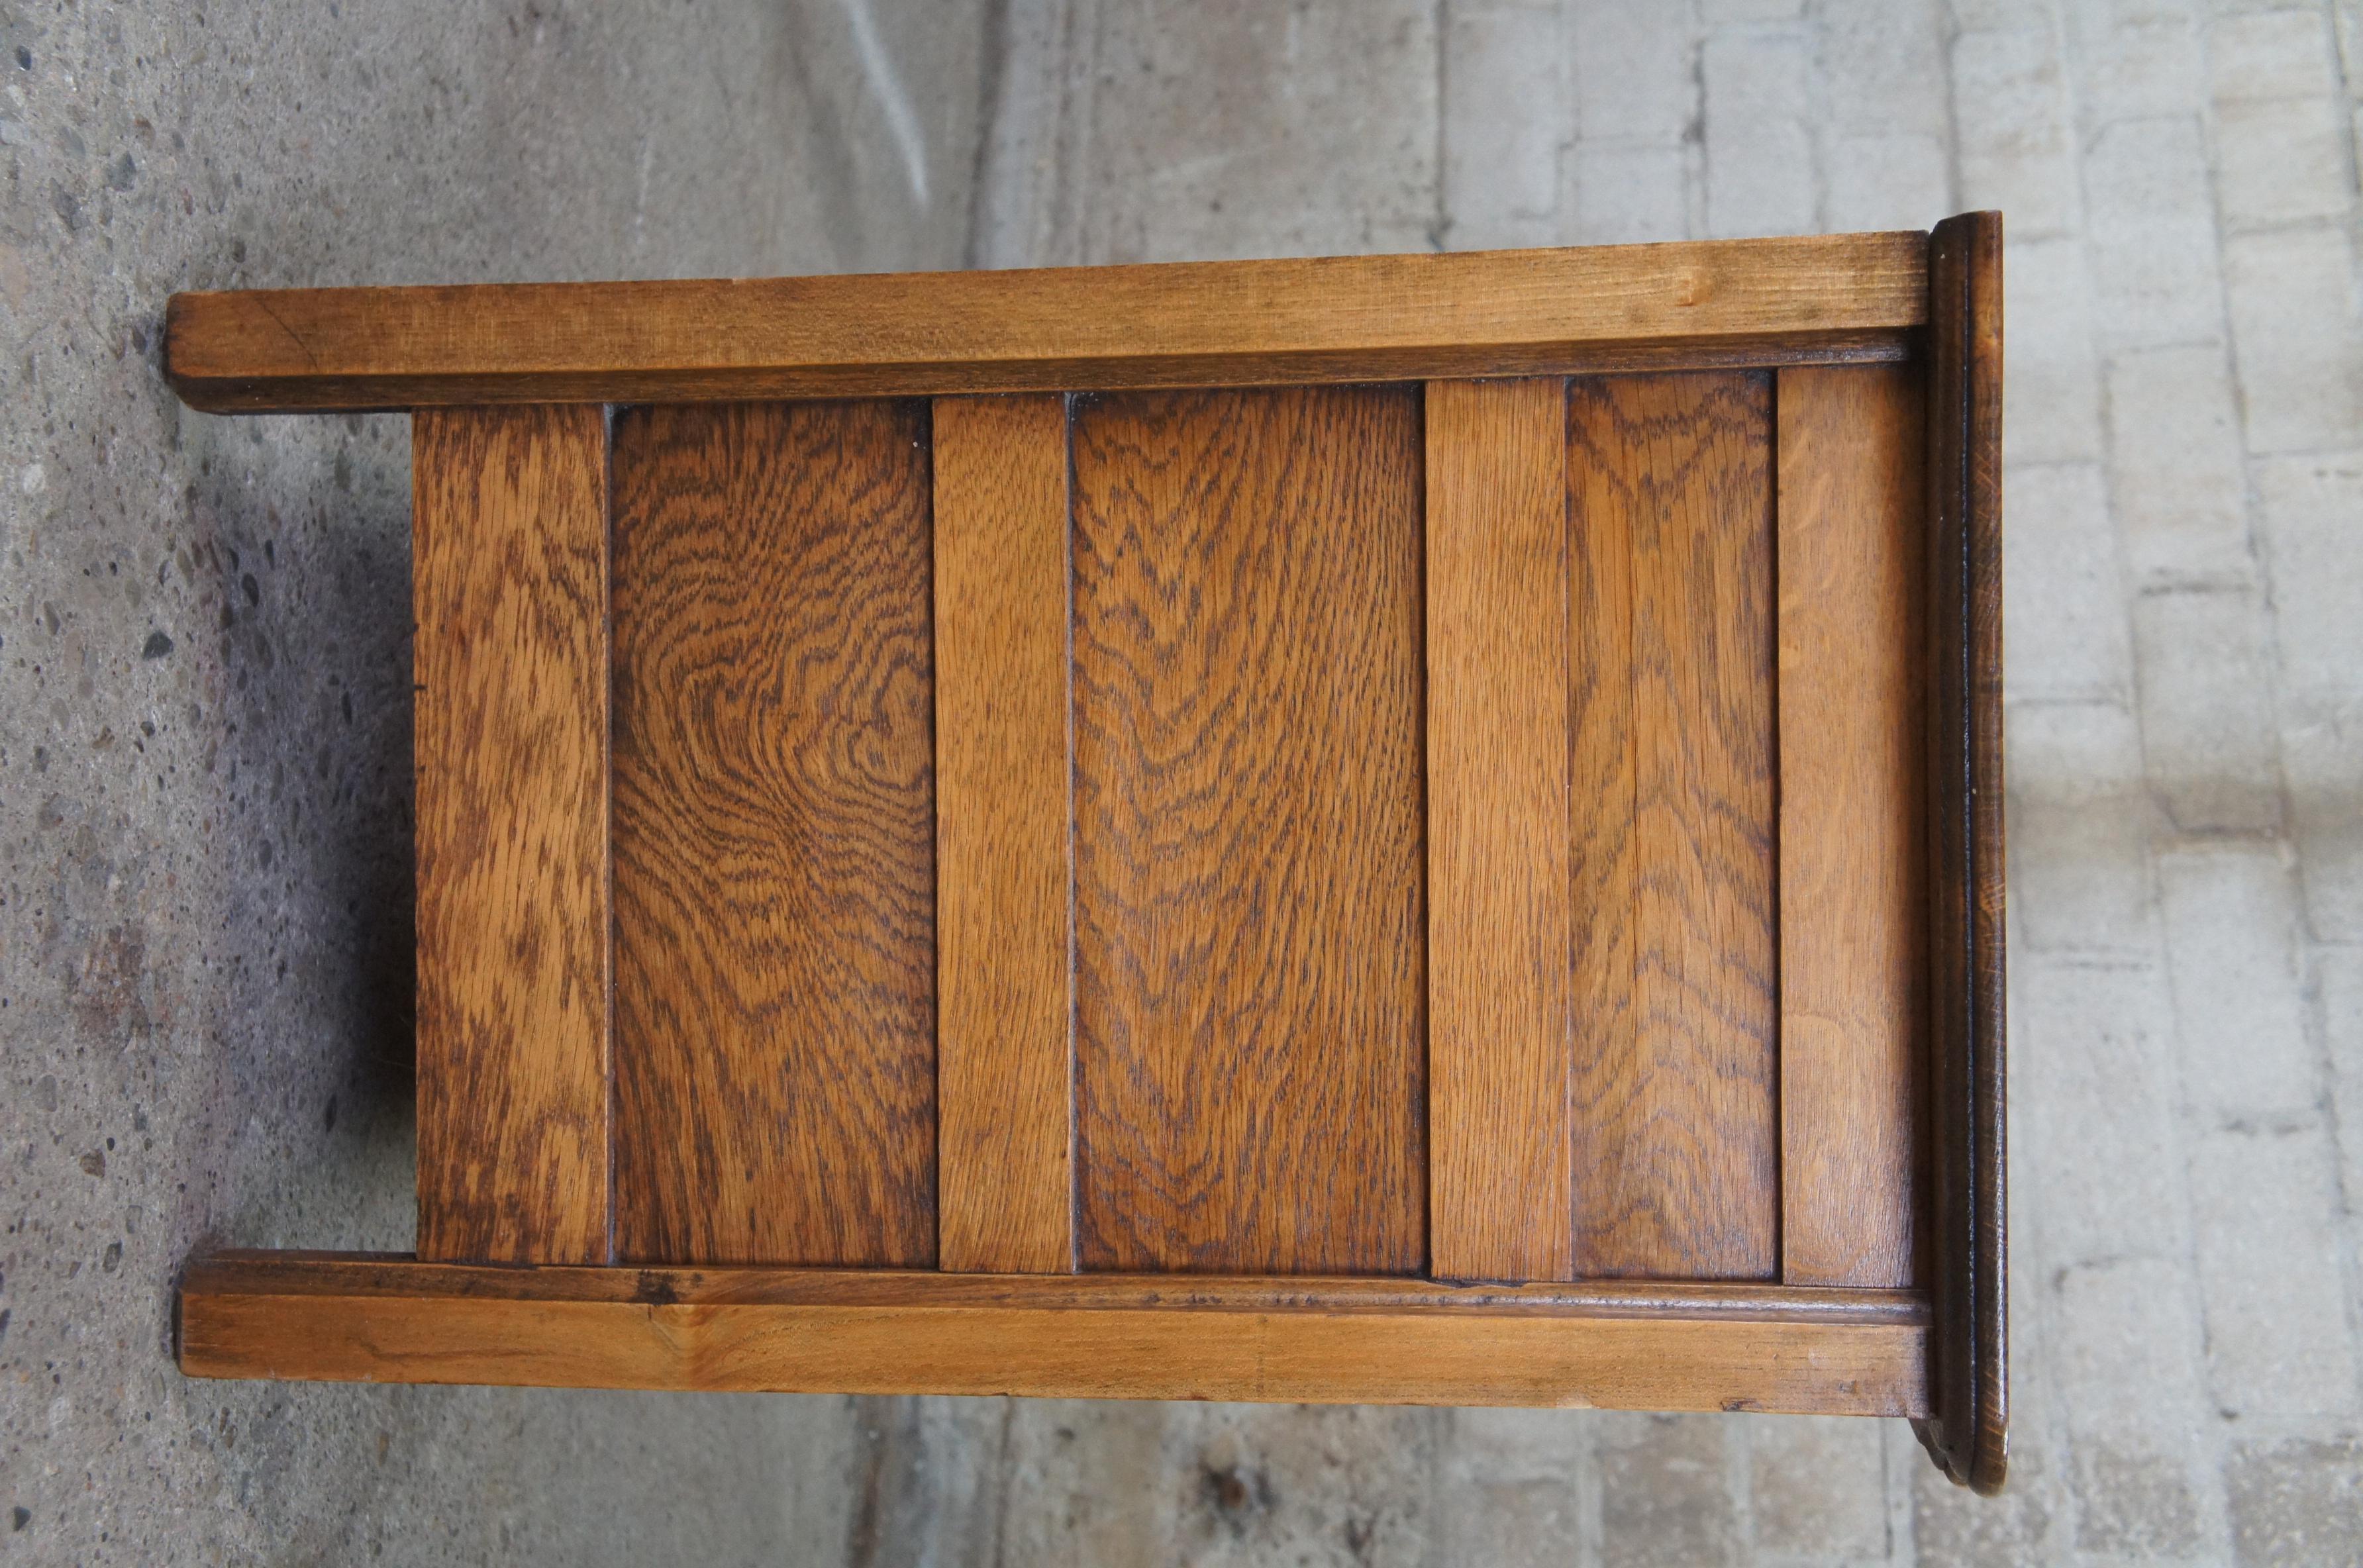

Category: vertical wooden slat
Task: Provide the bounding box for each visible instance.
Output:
[1568,371,1779,1281]
[414,404,613,1265]
[1069,386,1427,1275]
[1917,211,2009,1495]
[609,401,937,1267]
[1426,378,1576,1283]
[1776,363,1927,1288]
[934,394,1078,1273]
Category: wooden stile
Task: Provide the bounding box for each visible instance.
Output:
[933,394,1080,1274]
[413,405,613,1267]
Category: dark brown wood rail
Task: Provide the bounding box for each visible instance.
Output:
[167,214,2005,1493]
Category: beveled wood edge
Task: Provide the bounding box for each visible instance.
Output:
[177,1252,1930,1414]
[164,232,1926,413]
[1913,210,2007,1495]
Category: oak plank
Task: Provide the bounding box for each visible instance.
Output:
[164,232,1929,412]
[1069,387,1427,1274]
[1777,364,1927,1289]
[1425,378,1576,1283]
[933,394,1078,1273]
[609,401,937,1267]
[1568,371,1780,1281]
[413,405,612,1266]
[1917,211,2009,1495]
[179,1253,1930,1415]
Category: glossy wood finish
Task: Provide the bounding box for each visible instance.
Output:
[933,394,1078,1274]
[1776,363,1927,1289]
[413,405,612,1265]
[1069,387,1427,1275]
[179,1252,1930,1416]
[609,402,937,1267]
[1915,211,2009,1494]
[1425,378,1576,1283]
[1566,372,1779,1281]
[164,232,1929,412]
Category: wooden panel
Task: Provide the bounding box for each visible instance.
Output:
[164,232,1929,412]
[609,401,937,1267]
[933,394,1078,1273]
[1917,211,2009,1494]
[1567,371,1779,1280]
[413,405,611,1266]
[179,1253,1930,1416]
[1778,364,1927,1288]
[1069,387,1426,1274]
[1425,378,1576,1283]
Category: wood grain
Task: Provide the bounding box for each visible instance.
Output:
[609,401,937,1267]
[1777,363,1927,1289]
[1069,387,1426,1274]
[1425,378,1576,1283]
[179,1253,1930,1415]
[933,394,1078,1273]
[413,405,611,1265]
[163,232,1929,412]
[1915,211,2009,1495]
[1567,371,1780,1281]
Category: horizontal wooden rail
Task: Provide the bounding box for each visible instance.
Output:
[179,1252,1929,1415]
[164,233,1928,413]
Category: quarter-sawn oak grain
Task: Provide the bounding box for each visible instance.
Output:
[1425,377,1577,1284]
[1069,387,1427,1275]
[933,394,1079,1273]
[164,232,1929,412]
[413,405,612,1266]
[609,401,937,1267]
[1567,371,1780,1281]
[1776,363,1927,1289]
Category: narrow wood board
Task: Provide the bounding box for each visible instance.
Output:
[179,1254,1929,1415]
[1567,371,1780,1281]
[1069,387,1427,1274]
[413,405,611,1265]
[609,401,937,1267]
[934,394,1078,1273]
[1425,377,1576,1283]
[1777,364,1927,1289]
[1916,211,2009,1494]
[164,233,1929,412]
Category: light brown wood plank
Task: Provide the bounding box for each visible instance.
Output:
[179,1254,1929,1415]
[164,232,1929,411]
[1069,387,1426,1274]
[1568,371,1780,1281]
[609,401,936,1267]
[933,394,1078,1274]
[1425,378,1576,1284]
[413,405,611,1266]
[1778,364,1927,1289]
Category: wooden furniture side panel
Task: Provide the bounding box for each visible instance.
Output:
[1425,378,1576,1283]
[934,394,1079,1273]
[1068,386,1427,1275]
[413,405,613,1266]
[1918,211,2009,1494]
[1567,371,1780,1281]
[1776,364,1927,1289]
[609,401,938,1267]
[177,1255,1931,1416]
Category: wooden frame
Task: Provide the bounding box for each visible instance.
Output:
[165,217,2003,1490]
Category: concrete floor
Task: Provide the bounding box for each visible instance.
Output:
[7,0,2361,1563]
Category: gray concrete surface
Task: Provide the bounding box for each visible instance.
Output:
[0,2,991,1561]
